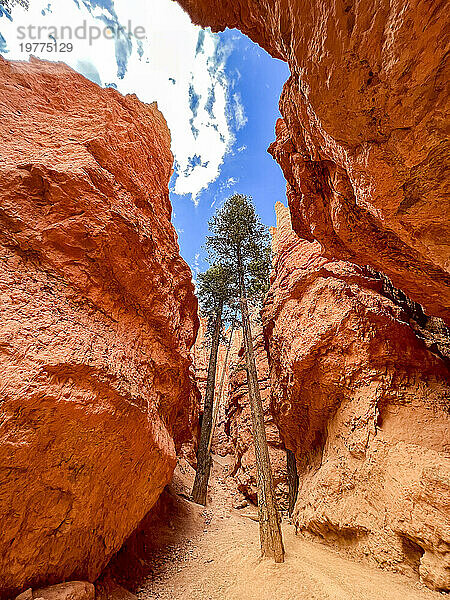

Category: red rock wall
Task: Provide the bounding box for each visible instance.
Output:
[0,57,199,598]
[191,318,238,458]
[174,2,449,588]
[189,316,230,462]
[262,203,450,591]
[208,325,238,459]
[176,0,450,324]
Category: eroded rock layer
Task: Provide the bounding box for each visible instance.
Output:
[0,57,199,598]
[192,316,210,402]
[176,0,450,324]
[192,314,288,507]
[188,316,232,464]
[262,203,450,591]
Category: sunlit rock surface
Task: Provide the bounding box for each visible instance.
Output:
[0,57,199,598]
[262,203,450,591]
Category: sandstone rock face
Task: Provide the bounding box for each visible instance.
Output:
[262,203,450,591]
[224,326,288,510]
[176,0,450,324]
[0,57,199,598]
[191,318,235,460]
[208,325,240,460]
[191,316,288,506]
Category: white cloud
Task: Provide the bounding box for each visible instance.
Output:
[217,176,238,193]
[208,174,239,207]
[233,92,247,129]
[0,0,236,202]
[191,252,201,279]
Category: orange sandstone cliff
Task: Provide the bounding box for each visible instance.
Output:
[192,317,237,459]
[192,316,209,402]
[176,0,450,324]
[0,57,199,598]
[262,203,450,591]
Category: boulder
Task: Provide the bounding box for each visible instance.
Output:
[15,582,94,600]
[0,57,199,597]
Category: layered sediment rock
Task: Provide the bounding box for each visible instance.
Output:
[190,313,287,505]
[262,203,450,591]
[189,316,229,463]
[192,318,236,460]
[0,57,199,598]
[176,0,450,324]
[208,325,237,460]
[192,315,288,507]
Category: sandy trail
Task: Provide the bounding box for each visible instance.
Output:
[105,458,443,600]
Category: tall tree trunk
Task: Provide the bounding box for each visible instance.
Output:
[237,248,285,563]
[208,321,235,454]
[286,449,299,517]
[192,303,223,505]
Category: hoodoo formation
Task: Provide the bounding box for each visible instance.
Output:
[0,57,199,598]
[176,0,450,324]
[0,0,449,597]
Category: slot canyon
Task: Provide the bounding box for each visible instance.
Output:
[0,0,448,599]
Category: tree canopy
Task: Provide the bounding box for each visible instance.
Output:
[206,194,271,303]
[196,263,235,336]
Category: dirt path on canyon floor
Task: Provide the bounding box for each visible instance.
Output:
[102,457,444,600]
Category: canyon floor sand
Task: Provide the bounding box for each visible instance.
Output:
[106,458,443,600]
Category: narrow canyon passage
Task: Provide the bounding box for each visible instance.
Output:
[0,0,448,598]
[99,459,443,600]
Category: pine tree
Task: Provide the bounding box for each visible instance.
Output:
[192,264,233,505]
[206,194,285,562]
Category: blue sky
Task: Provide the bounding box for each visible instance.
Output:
[171,29,289,276]
[0,0,289,278]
